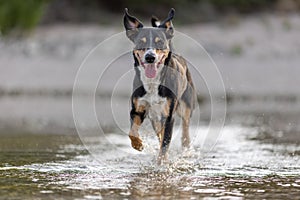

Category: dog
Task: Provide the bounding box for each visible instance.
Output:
[123,8,196,164]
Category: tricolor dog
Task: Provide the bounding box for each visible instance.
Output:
[124,8,196,164]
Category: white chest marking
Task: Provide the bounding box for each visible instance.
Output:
[137,65,167,121]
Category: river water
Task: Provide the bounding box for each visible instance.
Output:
[1,114,300,199]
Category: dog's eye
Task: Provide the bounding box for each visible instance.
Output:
[156,40,164,45]
[155,41,166,50]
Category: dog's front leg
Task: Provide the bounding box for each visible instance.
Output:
[129,97,146,151]
[157,98,176,165]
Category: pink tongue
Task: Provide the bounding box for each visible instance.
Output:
[145,64,157,78]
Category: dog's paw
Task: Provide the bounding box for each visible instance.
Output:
[129,135,144,151]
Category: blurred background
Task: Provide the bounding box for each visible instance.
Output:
[1,0,300,137]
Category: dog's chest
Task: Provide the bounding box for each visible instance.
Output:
[138,80,167,120]
[139,82,164,104]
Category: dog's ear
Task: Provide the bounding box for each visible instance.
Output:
[124,8,143,42]
[158,8,175,39]
[151,15,160,27]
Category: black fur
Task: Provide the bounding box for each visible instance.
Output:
[124,8,196,164]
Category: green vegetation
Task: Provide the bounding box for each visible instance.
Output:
[230,44,243,56]
[0,0,47,36]
[0,0,297,36]
[282,18,292,31]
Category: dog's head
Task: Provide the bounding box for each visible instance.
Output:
[124,8,175,79]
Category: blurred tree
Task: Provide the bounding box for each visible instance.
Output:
[0,0,47,36]
[0,0,298,35]
[41,0,287,25]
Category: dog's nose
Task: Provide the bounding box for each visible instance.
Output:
[145,54,156,63]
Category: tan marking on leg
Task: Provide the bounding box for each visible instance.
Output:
[182,106,191,148]
[151,120,164,144]
[129,116,144,151]
[177,101,191,148]
[132,98,138,108]
[136,105,146,113]
[129,97,147,151]
[129,135,143,151]
[133,98,148,113]
[162,99,171,117]
[133,116,141,126]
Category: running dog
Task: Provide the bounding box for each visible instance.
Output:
[124,8,196,164]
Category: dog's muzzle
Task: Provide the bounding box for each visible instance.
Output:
[139,52,165,79]
[145,53,156,63]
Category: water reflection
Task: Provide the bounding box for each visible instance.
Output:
[0,125,299,199]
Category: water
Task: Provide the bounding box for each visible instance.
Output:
[1,124,299,200]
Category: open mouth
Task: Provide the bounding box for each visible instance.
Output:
[139,55,165,79]
[144,63,157,78]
